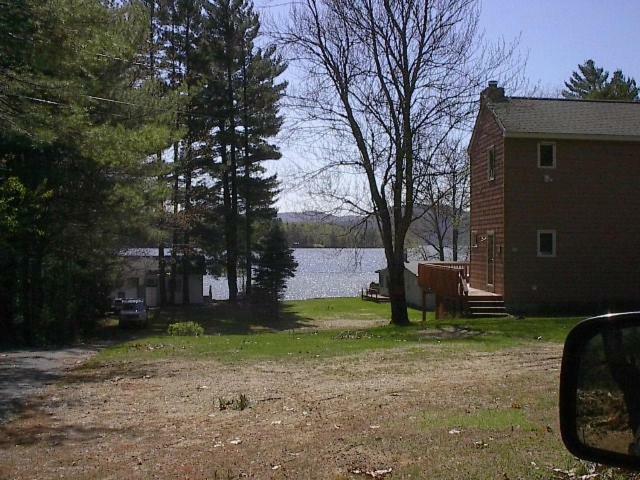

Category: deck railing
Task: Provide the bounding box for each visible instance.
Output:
[418,262,470,317]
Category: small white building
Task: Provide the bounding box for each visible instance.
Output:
[110,248,204,307]
[377,261,435,310]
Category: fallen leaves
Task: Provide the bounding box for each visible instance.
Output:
[350,467,393,478]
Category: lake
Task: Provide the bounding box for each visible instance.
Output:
[204,248,388,301]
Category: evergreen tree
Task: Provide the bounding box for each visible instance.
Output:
[239,44,287,295]
[605,70,639,101]
[156,0,206,305]
[563,59,638,100]
[253,222,297,307]
[200,0,285,302]
[0,0,176,344]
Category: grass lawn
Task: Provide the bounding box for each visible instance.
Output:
[92,298,585,364]
[5,298,627,480]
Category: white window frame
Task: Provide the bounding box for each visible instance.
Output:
[538,142,556,169]
[537,230,556,257]
[487,146,496,181]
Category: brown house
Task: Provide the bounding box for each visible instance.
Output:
[467,82,640,314]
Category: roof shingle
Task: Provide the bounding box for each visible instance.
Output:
[488,97,640,140]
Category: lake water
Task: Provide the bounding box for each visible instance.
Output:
[204,248,387,301]
[204,247,467,301]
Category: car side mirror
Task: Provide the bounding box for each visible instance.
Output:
[560,312,640,470]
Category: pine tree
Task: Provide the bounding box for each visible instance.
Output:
[605,70,639,101]
[201,0,285,302]
[239,44,287,295]
[0,0,177,343]
[562,60,609,99]
[563,60,638,101]
[156,0,206,305]
[253,222,297,308]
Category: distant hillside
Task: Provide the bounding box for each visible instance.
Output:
[278,211,362,227]
[278,212,381,248]
[278,209,470,250]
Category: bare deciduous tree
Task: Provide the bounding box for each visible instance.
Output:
[278,0,520,325]
[414,139,470,262]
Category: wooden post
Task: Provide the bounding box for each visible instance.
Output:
[422,289,427,324]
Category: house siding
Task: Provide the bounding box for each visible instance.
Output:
[468,106,505,294]
[503,138,640,312]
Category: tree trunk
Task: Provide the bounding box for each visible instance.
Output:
[242,52,252,296]
[452,227,459,261]
[220,123,238,302]
[388,256,410,326]
[182,160,191,305]
[169,141,179,305]
[226,55,239,302]
[158,242,166,306]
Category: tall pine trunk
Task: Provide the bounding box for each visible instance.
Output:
[242,52,252,295]
[226,58,239,302]
[169,141,179,305]
[220,122,238,302]
[182,142,192,305]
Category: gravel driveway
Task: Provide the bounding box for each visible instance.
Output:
[0,346,100,423]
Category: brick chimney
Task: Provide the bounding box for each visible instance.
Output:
[481,80,506,105]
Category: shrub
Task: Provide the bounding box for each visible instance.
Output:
[218,394,250,411]
[167,321,204,337]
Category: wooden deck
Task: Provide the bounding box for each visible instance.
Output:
[417,262,508,318]
[361,287,390,303]
[467,286,501,297]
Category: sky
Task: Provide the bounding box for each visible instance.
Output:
[254,0,640,212]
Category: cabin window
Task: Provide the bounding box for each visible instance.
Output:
[537,230,556,257]
[487,146,496,180]
[538,142,556,168]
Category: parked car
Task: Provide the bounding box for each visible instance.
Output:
[560,312,640,470]
[118,299,148,328]
[111,297,125,314]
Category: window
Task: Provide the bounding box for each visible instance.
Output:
[537,230,556,257]
[471,230,478,248]
[538,142,556,168]
[487,146,496,180]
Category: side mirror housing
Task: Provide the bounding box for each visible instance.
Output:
[560,312,640,470]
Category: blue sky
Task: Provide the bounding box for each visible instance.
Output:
[255,0,640,211]
[481,0,640,95]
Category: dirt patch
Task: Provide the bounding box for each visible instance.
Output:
[0,343,576,479]
[0,347,101,424]
[417,326,483,340]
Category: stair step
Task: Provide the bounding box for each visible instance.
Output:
[467,301,505,306]
[470,312,510,318]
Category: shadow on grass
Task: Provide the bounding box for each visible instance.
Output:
[155,301,315,335]
[0,402,138,449]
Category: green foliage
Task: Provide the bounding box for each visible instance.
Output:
[167,321,204,337]
[0,0,178,344]
[253,222,298,304]
[563,59,638,101]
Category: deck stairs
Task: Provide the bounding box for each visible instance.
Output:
[465,294,509,318]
